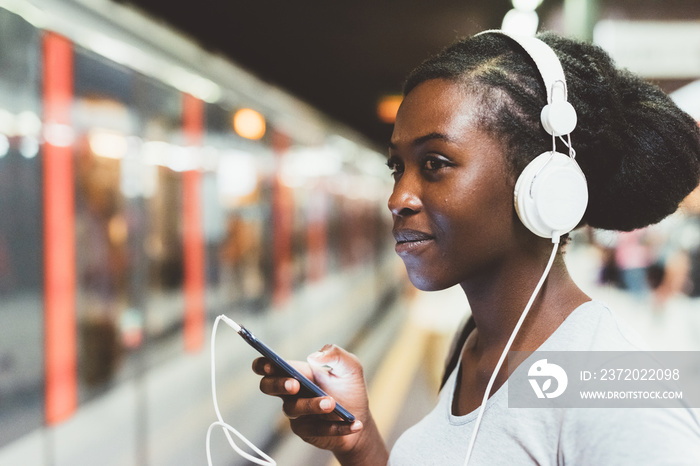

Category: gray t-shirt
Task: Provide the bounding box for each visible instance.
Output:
[389,300,700,465]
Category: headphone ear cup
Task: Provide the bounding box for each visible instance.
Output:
[514,152,588,238]
[541,101,577,137]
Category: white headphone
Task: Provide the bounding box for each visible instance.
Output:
[460,32,590,466]
[479,30,588,240]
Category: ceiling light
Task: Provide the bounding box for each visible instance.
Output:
[233,108,266,140]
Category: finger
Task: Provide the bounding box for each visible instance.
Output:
[290,418,363,438]
[259,376,300,396]
[252,357,277,376]
[282,396,335,419]
[253,358,314,379]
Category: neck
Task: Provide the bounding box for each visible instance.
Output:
[460,245,589,354]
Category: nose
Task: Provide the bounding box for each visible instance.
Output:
[388,175,422,217]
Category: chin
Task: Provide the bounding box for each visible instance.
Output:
[406,269,453,292]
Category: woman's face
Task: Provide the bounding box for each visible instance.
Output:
[388,79,521,291]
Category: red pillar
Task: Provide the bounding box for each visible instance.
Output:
[271,131,294,305]
[43,32,77,425]
[306,192,328,282]
[182,94,205,352]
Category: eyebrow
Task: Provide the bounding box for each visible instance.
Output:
[388,132,455,150]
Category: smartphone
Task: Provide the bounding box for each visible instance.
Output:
[229,318,355,423]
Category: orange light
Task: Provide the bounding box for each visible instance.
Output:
[377,95,403,124]
[233,108,266,140]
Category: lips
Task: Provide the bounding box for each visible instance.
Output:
[393,228,434,255]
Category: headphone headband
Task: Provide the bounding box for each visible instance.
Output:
[475,30,568,104]
[477,30,578,138]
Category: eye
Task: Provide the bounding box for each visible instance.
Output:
[422,155,450,171]
[386,157,403,178]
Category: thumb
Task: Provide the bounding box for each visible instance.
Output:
[307,344,362,379]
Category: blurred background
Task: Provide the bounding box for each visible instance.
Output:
[0,0,698,465]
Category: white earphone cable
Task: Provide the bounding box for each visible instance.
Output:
[462,237,560,465]
[207,316,276,466]
[559,134,576,159]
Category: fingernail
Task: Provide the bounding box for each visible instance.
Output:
[350,420,363,432]
[319,398,332,410]
[284,379,296,392]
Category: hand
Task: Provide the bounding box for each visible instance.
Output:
[252,344,388,464]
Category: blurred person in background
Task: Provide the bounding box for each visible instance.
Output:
[613,228,654,299]
[653,187,700,308]
[253,31,700,465]
[683,195,700,298]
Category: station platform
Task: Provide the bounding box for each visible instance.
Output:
[3,243,697,466]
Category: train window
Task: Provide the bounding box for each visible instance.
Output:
[72,47,191,399]
[0,8,44,447]
[205,103,274,313]
[131,74,187,365]
[73,49,138,396]
[288,179,327,286]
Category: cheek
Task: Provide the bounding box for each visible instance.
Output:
[447,180,515,234]
[439,184,518,256]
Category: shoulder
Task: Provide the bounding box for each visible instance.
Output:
[541,300,648,351]
[559,407,700,465]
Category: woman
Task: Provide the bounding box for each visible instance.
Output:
[253,31,700,465]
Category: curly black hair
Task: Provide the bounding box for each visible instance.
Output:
[403,32,700,232]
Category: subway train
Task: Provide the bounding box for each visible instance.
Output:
[0,0,405,464]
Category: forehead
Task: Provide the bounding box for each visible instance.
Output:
[391,79,481,147]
